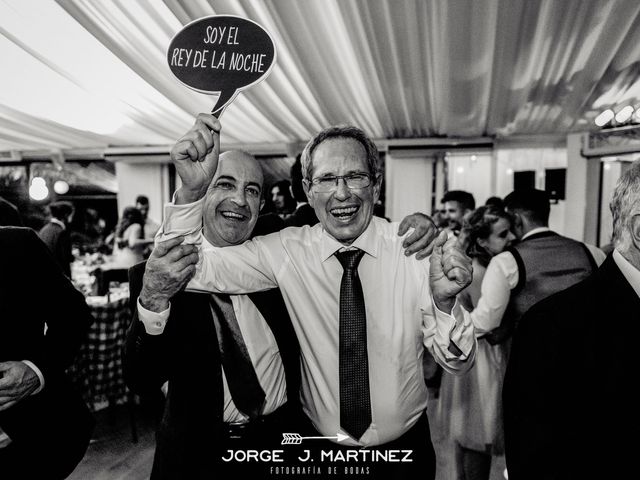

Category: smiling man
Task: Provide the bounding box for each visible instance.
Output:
[126,150,302,479]
[155,118,476,479]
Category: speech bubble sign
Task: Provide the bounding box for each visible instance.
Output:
[167,15,276,116]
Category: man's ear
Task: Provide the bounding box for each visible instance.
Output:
[259,198,265,212]
[372,173,383,203]
[303,179,314,207]
[631,214,640,250]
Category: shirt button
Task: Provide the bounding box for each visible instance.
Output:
[155,322,163,328]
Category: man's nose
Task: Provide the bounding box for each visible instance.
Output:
[232,189,248,206]
[333,178,351,200]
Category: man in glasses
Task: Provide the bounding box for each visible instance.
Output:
[153,117,476,479]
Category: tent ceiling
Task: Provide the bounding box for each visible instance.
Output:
[1,0,640,155]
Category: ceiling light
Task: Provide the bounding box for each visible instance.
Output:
[29,182,49,201]
[615,106,634,124]
[594,109,614,127]
[54,180,69,194]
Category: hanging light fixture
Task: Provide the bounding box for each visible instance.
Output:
[54,179,69,194]
[594,109,615,127]
[29,176,49,200]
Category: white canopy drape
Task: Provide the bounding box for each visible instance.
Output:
[2,0,640,153]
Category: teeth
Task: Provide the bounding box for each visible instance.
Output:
[221,212,244,219]
[331,206,358,215]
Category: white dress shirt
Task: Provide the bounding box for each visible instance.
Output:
[138,265,288,423]
[158,197,476,446]
[613,249,640,298]
[468,227,607,333]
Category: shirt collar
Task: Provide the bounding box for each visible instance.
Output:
[613,249,640,299]
[319,217,380,262]
[522,226,550,240]
[50,218,65,230]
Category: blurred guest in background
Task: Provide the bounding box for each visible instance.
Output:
[0,196,23,227]
[432,201,448,230]
[0,227,94,479]
[136,195,160,239]
[136,195,160,258]
[503,162,640,479]
[38,200,75,277]
[442,190,476,235]
[477,189,605,346]
[269,179,296,220]
[484,196,504,209]
[284,154,319,228]
[438,205,515,480]
[112,206,150,268]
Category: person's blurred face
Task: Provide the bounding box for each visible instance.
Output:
[304,137,380,245]
[444,201,467,231]
[271,186,285,210]
[203,152,265,247]
[478,217,516,256]
[136,202,149,220]
[433,204,448,229]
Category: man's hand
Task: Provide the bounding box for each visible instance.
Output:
[171,113,221,204]
[139,237,199,313]
[0,361,40,412]
[398,212,438,260]
[429,231,473,313]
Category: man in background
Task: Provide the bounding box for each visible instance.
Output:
[503,162,640,479]
[136,195,160,244]
[38,200,75,277]
[470,188,605,345]
[442,190,476,235]
[284,153,319,228]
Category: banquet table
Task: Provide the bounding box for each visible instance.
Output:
[68,291,132,412]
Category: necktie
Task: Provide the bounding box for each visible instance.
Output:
[336,249,372,440]
[209,294,266,419]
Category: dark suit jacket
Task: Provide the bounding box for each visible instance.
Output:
[124,262,301,480]
[283,203,319,228]
[0,227,94,479]
[503,255,639,480]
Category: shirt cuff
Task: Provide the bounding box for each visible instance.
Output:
[21,360,44,395]
[433,298,475,360]
[137,298,171,335]
[160,196,204,238]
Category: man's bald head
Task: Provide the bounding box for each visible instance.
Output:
[203,150,265,247]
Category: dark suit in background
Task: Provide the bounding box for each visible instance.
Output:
[503,255,639,479]
[125,262,302,479]
[0,227,94,479]
[283,202,319,228]
[38,221,73,277]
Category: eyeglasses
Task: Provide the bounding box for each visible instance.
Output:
[310,173,373,192]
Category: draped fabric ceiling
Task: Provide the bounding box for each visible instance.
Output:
[2,0,640,154]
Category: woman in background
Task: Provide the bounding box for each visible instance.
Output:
[438,205,516,480]
[111,206,148,268]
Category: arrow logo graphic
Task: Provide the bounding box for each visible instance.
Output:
[281,432,349,445]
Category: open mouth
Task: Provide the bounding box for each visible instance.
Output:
[330,205,359,221]
[220,211,247,221]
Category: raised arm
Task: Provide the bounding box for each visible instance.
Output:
[422,231,477,373]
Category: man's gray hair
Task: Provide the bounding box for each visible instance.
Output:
[610,160,640,251]
[300,125,380,181]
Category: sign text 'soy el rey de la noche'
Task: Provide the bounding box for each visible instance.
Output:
[167,15,276,116]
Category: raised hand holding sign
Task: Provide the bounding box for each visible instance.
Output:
[167,15,276,203]
[167,15,277,117]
